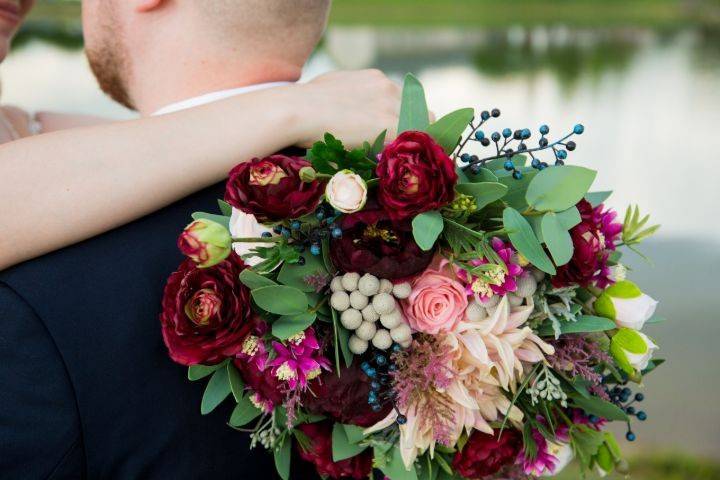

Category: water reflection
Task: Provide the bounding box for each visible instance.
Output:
[3,25,720,458]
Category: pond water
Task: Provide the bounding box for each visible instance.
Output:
[2,25,720,458]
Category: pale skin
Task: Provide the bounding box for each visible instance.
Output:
[0,71,401,271]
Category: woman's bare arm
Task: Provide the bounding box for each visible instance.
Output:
[0,70,400,270]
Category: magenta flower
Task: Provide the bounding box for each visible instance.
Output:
[519,428,559,475]
[456,237,524,301]
[268,328,331,391]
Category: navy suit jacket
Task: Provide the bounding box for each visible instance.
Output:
[0,181,315,479]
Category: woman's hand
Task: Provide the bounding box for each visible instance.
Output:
[291,70,401,149]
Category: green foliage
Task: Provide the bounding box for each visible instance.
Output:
[277,253,328,293]
[238,269,277,290]
[306,133,376,180]
[382,446,419,480]
[229,395,262,427]
[251,285,309,316]
[272,312,318,340]
[332,423,368,461]
[622,205,660,257]
[227,363,244,402]
[426,108,475,153]
[442,217,486,256]
[541,211,574,265]
[398,73,430,133]
[503,207,556,274]
[274,436,292,480]
[187,359,229,381]
[571,393,629,421]
[250,240,302,274]
[610,327,649,374]
[412,211,445,251]
[526,165,597,212]
[537,315,616,336]
[217,199,233,216]
[585,190,613,207]
[455,182,508,210]
[571,424,607,470]
[200,367,232,415]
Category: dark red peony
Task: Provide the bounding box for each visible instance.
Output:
[301,363,392,428]
[296,421,372,480]
[329,205,433,280]
[376,131,458,221]
[224,155,324,222]
[452,429,523,479]
[552,200,623,289]
[160,252,252,366]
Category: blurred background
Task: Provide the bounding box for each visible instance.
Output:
[5,1,719,478]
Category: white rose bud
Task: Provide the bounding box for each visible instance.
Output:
[372,329,393,350]
[624,332,659,371]
[330,276,344,293]
[348,335,368,355]
[356,321,377,341]
[611,328,659,373]
[341,272,360,292]
[361,304,380,322]
[391,282,412,299]
[229,208,272,267]
[390,323,412,343]
[330,291,350,312]
[594,280,658,331]
[358,274,380,297]
[380,309,402,329]
[325,170,368,214]
[349,291,369,310]
[378,279,394,294]
[340,309,363,330]
[372,293,396,315]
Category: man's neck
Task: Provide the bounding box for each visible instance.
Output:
[131,57,302,116]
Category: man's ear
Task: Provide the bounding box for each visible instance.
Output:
[135,0,165,13]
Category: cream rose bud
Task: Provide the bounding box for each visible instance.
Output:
[228,208,271,267]
[594,280,658,331]
[625,331,659,371]
[325,170,368,214]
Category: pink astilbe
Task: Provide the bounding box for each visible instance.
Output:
[391,335,457,445]
[549,334,612,400]
[456,237,524,302]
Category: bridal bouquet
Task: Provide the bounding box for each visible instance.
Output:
[160,75,663,480]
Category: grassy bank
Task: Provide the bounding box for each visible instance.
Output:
[26,0,720,28]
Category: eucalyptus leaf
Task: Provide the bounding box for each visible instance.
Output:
[502,207,555,274]
[229,395,262,427]
[541,212,574,266]
[537,315,616,336]
[498,167,537,210]
[251,285,309,316]
[238,269,277,290]
[557,206,582,229]
[227,363,244,402]
[455,182,508,211]
[398,73,430,133]
[526,166,597,212]
[372,130,388,157]
[412,211,444,251]
[426,108,475,154]
[571,394,629,421]
[464,166,498,183]
[338,323,353,368]
[187,360,228,381]
[200,367,231,415]
[277,253,327,293]
[217,199,233,216]
[191,212,230,229]
[382,446,419,480]
[585,190,613,207]
[272,312,317,340]
[274,437,291,480]
[332,423,368,462]
[342,424,366,444]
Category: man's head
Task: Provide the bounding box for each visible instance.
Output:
[83,0,331,112]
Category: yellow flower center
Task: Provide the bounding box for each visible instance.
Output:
[242,335,260,357]
[275,362,297,381]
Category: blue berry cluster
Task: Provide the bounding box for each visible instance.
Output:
[361,346,407,425]
[456,107,585,180]
[605,385,648,442]
[271,203,343,265]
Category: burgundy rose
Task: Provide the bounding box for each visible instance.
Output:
[160,253,252,366]
[224,155,324,222]
[329,205,433,280]
[552,200,623,288]
[296,421,372,480]
[452,430,523,479]
[376,131,458,221]
[301,363,391,428]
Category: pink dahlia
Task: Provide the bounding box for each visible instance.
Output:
[553,200,622,288]
[456,237,524,301]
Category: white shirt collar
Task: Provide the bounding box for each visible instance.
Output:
[152,81,292,116]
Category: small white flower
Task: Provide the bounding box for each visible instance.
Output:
[228,208,272,267]
[325,170,367,214]
[595,280,658,331]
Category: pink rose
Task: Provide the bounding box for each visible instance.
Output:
[402,261,467,334]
